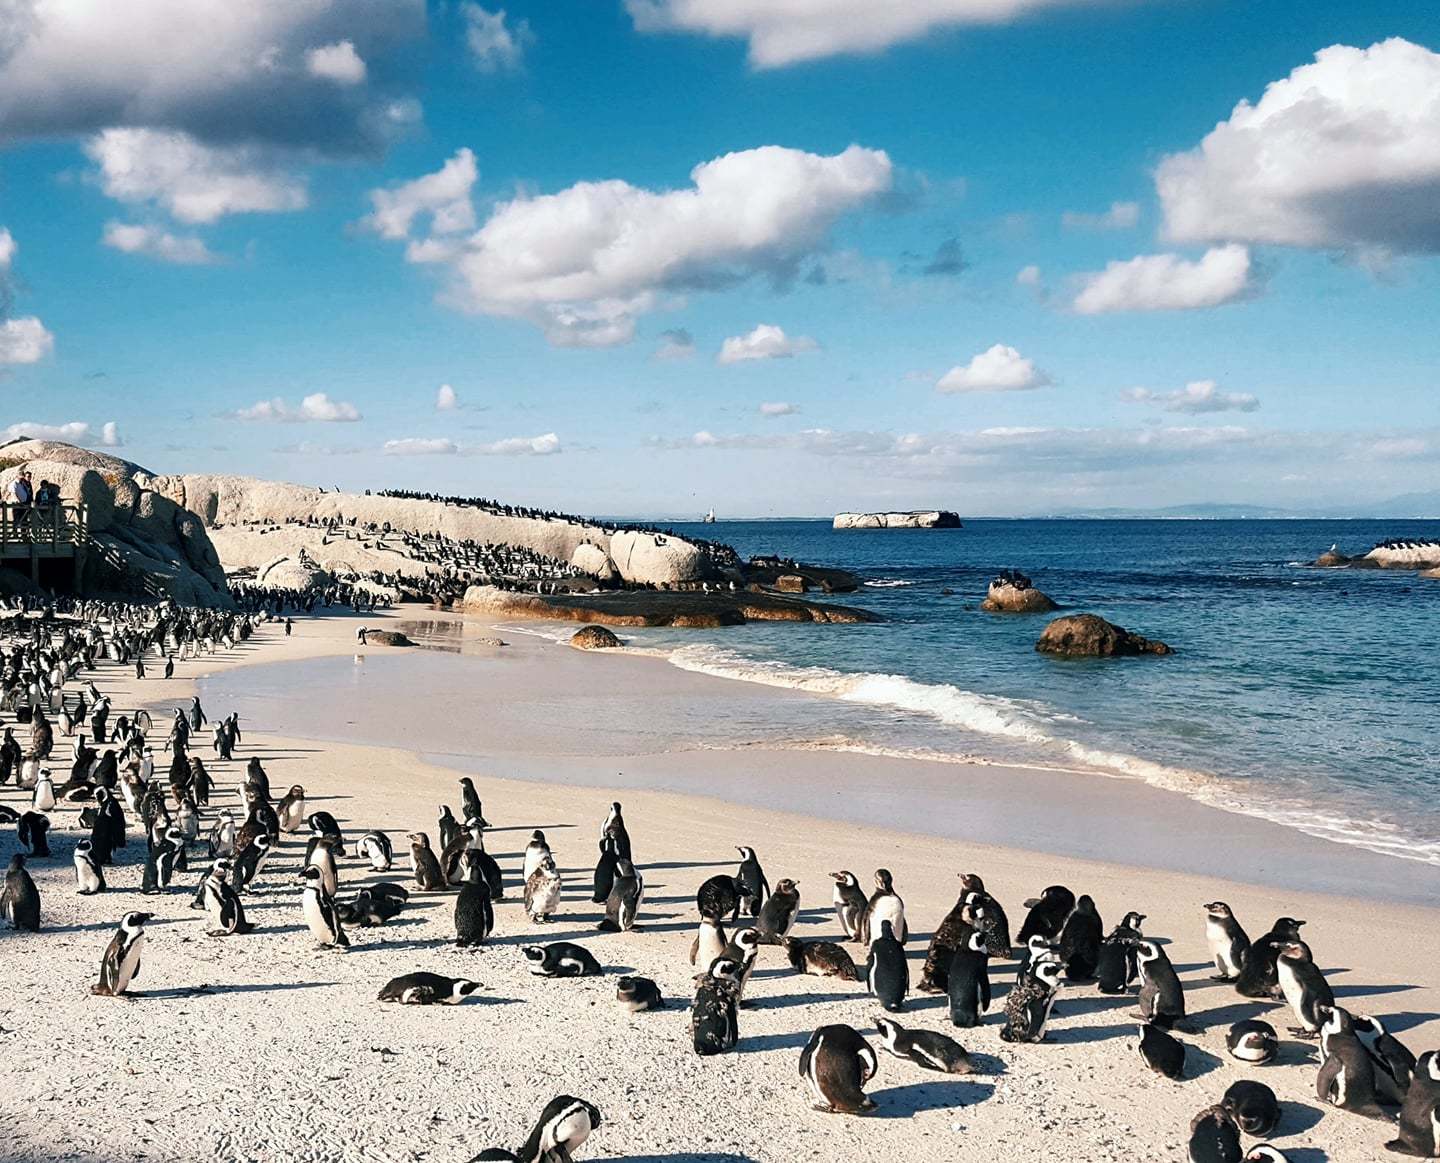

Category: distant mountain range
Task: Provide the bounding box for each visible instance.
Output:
[1042,491,1440,520]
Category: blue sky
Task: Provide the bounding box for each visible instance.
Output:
[1,0,1437,516]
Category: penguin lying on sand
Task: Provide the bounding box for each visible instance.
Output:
[874,1016,972,1074]
[473,1095,602,1163]
[378,972,481,1005]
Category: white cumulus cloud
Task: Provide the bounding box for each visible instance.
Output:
[306,40,367,85]
[937,344,1051,393]
[1071,244,1256,314]
[463,4,531,72]
[86,129,309,224]
[1157,39,1440,255]
[0,228,15,269]
[1,419,119,445]
[363,148,478,241]
[759,401,799,416]
[435,384,459,411]
[0,317,55,364]
[102,222,216,264]
[718,324,818,364]
[226,393,362,422]
[1123,380,1260,414]
[100,421,123,446]
[374,143,892,346]
[627,0,1140,68]
[475,432,560,456]
[383,437,458,456]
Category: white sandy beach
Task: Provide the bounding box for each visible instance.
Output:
[1,608,1437,1163]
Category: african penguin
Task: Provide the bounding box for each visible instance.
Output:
[298,864,349,949]
[1058,894,1104,981]
[865,920,909,1013]
[597,859,642,932]
[2,854,41,930]
[830,870,868,942]
[689,916,728,969]
[1188,1104,1242,1163]
[1226,1019,1279,1064]
[1017,884,1076,943]
[1000,958,1064,1043]
[1386,1050,1440,1158]
[92,911,151,997]
[1096,912,1145,994]
[691,957,742,1055]
[784,937,859,982]
[1205,901,1251,981]
[1223,1080,1281,1137]
[946,931,991,1029]
[756,877,800,944]
[1276,941,1333,1036]
[1138,1022,1186,1080]
[73,838,106,895]
[455,851,495,947]
[1134,939,1187,1030]
[874,1016,972,1074]
[1234,917,1306,999]
[1316,1007,1392,1120]
[865,869,906,944]
[734,845,768,916]
[377,972,481,1005]
[523,942,601,977]
[799,1024,878,1114]
[616,976,665,1012]
[358,830,393,873]
[408,832,446,891]
[524,855,563,924]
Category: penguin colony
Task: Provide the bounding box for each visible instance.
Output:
[1,596,1438,1162]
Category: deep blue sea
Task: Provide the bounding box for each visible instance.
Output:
[606,519,1440,865]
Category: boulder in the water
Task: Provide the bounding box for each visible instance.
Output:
[571,625,621,650]
[774,574,807,594]
[364,630,413,647]
[982,580,1057,613]
[1036,613,1171,658]
[1314,547,1350,567]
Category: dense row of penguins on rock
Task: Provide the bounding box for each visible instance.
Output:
[1,595,1438,1162]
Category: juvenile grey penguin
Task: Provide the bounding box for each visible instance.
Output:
[409,832,446,891]
[597,858,642,932]
[800,1024,878,1113]
[378,972,481,1005]
[1223,1080,1281,1137]
[1001,959,1064,1043]
[1276,941,1333,1036]
[1205,902,1251,981]
[2,854,41,930]
[1138,1022,1186,1080]
[874,1015,972,1074]
[756,877,800,944]
[616,976,665,1012]
[734,846,768,916]
[92,911,152,997]
[865,869,906,944]
[784,937,859,982]
[831,870,868,942]
[1134,939,1187,1030]
[299,864,349,949]
[524,855,563,923]
[73,838,106,895]
[865,919,909,1012]
[1226,1019,1279,1064]
[1386,1050,1440,1158]
[920,890,981,993]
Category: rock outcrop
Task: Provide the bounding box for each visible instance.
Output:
[463,584,880,629]
[1035,613,1172,658]
[1315,541,1440,570]
[774,574,807,593]
[570,543,618,583]
[1313,548,1351,567]
[982,581,1058,613]
[363,630,413,647]
[833,511,962,530]
[571,625,622,649]
[0,439,232,607]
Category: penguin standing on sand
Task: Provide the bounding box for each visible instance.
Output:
[1096,911,1145,994]
[734,846,768,916]
[306,835,341,897]
[409,833,445,891]
[1205,902,1251,981]
[1235,917,1306,999]
[275,785,307,833]
[831,871,868,942]
[2,854,41,930]
[1316,1007,1391,1120]
[522,830,552,885]
[232,833,274,893]
[866,920,909,1012]
[601,802,630,860]
[1134,939,1187,1030]
[946,931,992,1028]
[717,927,762,1001]
[1276,941,1333,1036]
[471,830,504,900]
[1001,959,1064,1043]
[524,855,563,923]
[437,806,462,853]
[920,891,979,993]
[455,852,494,947]
[92,911,151,997]
[303,811,345,859]
[73,838,106,895]
[458,777,487,826]
[592,831,620,905]
[203,860,255,936]
[358,831,393,873]
[690,956,742,1055]
[1059,894,1104,981]
[874,1016,972,1074]
[756,878,800,944]
[1017,885,1076,943]
[1387,1051,1440,1158]
[800,1024,878,1114]
[598,859,642,932]
[19,811,50,857]
[32,768,55,812]
[689,916,728,968]
[1138,1023,1187,1080]
[865,869,906,944]
[299,865,349,950]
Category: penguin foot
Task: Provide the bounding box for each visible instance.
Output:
[1289,1027,1320,1039]
[1209,974,1233,982]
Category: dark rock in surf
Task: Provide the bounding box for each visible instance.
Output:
[1035,613,1171,658]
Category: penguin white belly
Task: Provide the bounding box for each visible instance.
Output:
[536,880,561,917]
[523,850,544,883]
[871,898,905,942]
[695,926,726,967]
[204,886,226,929]
[1276,961,1310,1026]
[302,891,333,941]
[114,935,144,994]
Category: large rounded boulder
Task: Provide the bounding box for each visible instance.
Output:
[982,580,1058,613]
[571,542,618,583]
[608,529,708,584]
[571,625,621,650]
[1036,613,1172,657]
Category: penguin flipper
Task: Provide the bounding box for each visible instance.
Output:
[979,972,991,1013]
[1316,1055,1344,1104]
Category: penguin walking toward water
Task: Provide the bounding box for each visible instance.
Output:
[756,878,800,944]
[2,854,41,930]
[299,865,349,950]
[831,871,868,942]
[378,972,482,1005]
[476,1096,602,1163]
[946,932,992,1028]
[455,851,495,947]
[874,1016,972,1074]
[1235,917,1306,999]
[358,830,392,873]
[1138,1022,1187,1080]
[1276,941,1333,1037]
[522,830,552,885]
[73,838,106,895]
[524,855,563,924]
[92,911,152,997]
[409,833,445,891]
[592,832,620,905]
[1387,1051,1440,1158]
[1205,902,1251,981]
[616,976,665,1012]
[1001,959,1064,1043]
[785,937,859,982]
[865,869,906,944]
[1227,1019,1279,1064]
[1224,1080,1281,1137]
[1059,894,1104,981]
[689,916,728,969]
[734,846,768,916]
[866,920,909,1012]
[598,859,643,932]
[1017,885,1076,943]
[1134,939,1188,1030]
[1096,912,1145,994]
[800,1024,878,1114]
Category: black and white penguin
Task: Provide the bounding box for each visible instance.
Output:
[298,864,349,949]
[800,1024,878,1113]
[1316,1007,1392,1119]
[18,810,50,858]
[831,871,868,942]
[591,831,619,905]
[616,975,665,1012]
[1134,939,1187,1030]
[89,786,126,864]
[231,833,273,893]
[471,829,504,901]
[358,830,393,873]
[32,768,56,812]
[408,832,446,891]
[1138,1022,1186,1080]
[756,877,800,944]
[524,942,602,977]
[437,805,462,853]
[92,911,152,996]
[601,802,630,861]
[865,869,906,944]
[1001,959,1064,1043]
[717,926,762,1000]
[734,846,768,916]
[203,860,255,936]
[947,931,992,1029]
[304,810,345,859]
[1235,917,1306,999]
[597,859,642,932]
[306,834,342,897]
[1243,1148,1288,1163]
[73,838,106,895]
[784,937,859,982]
[689,916,728,969]
[874,1015,972,1074]
[2,854,42,930]
[1223,1080,1281,1137]
[920,891,981,993]
[1188,1104,1243,1163]
[1386,1050,1440,1158]
[455,851,495,948]
[691,956,742,1055]
[1205,902,1251,981]
[1058,894,1104,981]
[1017,884,1076,943]
[696,873,748,922]
[275,784,307,833]
[1016,933,1061,984]
[1227,1019,1279,1064]
[522,830,552,886]
[1352,1013,1417,1105]
[865,919,909,1012]
[960,873,1012,957]
[1276,941,1333,1036]
[524,855,563,923]
[1096,911,1145,994]
[458,777,487,826]
[478,1096,602,1163]
[377,972,481,1005]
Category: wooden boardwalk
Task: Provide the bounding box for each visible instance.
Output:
[0,503,88,586]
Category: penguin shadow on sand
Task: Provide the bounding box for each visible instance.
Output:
[1272,1101,1326,1138]
[137,980,338,999]
[869,1078,996,1119]
[734,1028,816,1054]
[747,989,860,1012]
[608,1154,757,1162]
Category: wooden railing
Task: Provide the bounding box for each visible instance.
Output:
[0,503,88,557]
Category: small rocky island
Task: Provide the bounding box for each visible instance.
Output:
[981,569,1058,613]
[833,510,962,530]
[1036,613,1172,658]
[1314,538,1440,573]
